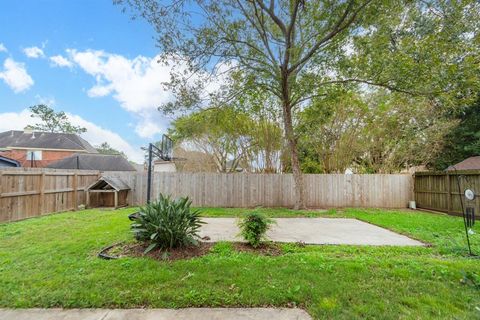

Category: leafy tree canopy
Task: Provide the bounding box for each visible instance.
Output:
[169,107,256,172]
[297,88,457,173]
[431,96,480,170]
[95,142,128,159]
[28,105,87,134]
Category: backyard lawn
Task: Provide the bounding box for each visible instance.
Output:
[0,207,479,319]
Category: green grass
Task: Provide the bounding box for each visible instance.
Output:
[0,207,479,319]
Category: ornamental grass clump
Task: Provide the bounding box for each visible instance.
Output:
[238,212,274,248]
[131,194,204,253]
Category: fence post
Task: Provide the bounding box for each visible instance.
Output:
[39,172,45,214]
[114,190,119,209]
[446,172,451,214]
[73,172,78,211]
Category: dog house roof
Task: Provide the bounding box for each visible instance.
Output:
[86,176,131,191]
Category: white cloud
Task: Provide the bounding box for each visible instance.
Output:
[87,83,113,97]
[66,49,175,138]
[48,48,228,140]
[0,109,32,130]
[0,109,144,163]
[0,43,7,53]
[23,46,45,58]
[50,55,73,68]
[0,58,34,93]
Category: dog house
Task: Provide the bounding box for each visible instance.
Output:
[86,177,130,209]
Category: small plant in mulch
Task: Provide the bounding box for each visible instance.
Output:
[130,194,205,253]
[237,212,274,248]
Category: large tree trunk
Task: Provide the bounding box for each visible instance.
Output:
[282,99,306,209]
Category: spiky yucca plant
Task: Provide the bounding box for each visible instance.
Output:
[131,194,204,253]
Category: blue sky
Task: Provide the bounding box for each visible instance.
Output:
[0,0,176,162]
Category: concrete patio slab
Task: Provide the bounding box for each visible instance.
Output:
[0,308,312,320]
[199,217,424,246]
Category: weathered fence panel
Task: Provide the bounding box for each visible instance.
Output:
[139,173,413,208]
[414,170,480,217]
[0,168,99,222]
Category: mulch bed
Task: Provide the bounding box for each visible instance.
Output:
[102,242,214,261]
[100,241,283,261]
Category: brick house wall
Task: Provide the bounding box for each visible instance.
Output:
[0,149,77,167]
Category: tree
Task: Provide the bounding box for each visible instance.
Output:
[95,142,128,159]
[297,88,368,173]
[118,0,479,208]
[248,117,283,173]
[173,146,218,173]
[356,92,456,173]
[169,107,255,172]
[169,99,283,173]
[232,89,283,173]
[430,96,480,170]
[28,105,87,134]
[297,89,457,173]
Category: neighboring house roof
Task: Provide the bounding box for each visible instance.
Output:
[86,176,131,191]
[0,130,98,153]
[46,153,136,171]
[0,155,20,167]
[447,156,480,171]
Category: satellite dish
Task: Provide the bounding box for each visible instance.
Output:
[464,189,475,201]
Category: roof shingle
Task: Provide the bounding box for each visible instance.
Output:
[46,153,136,171]
[447,156,480,171]
[0,130,98,153]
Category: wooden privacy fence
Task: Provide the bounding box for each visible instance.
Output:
[141,173,413,208]
[414,170,480,217]
[0,168,100,222]
[1,170,414,222]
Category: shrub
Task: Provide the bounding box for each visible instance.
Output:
[238,212,273,248]
[131,194,204,253]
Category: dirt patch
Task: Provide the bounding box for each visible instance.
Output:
[102,242,214,261]
[100,241,284,261]
[233,242,283,256]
